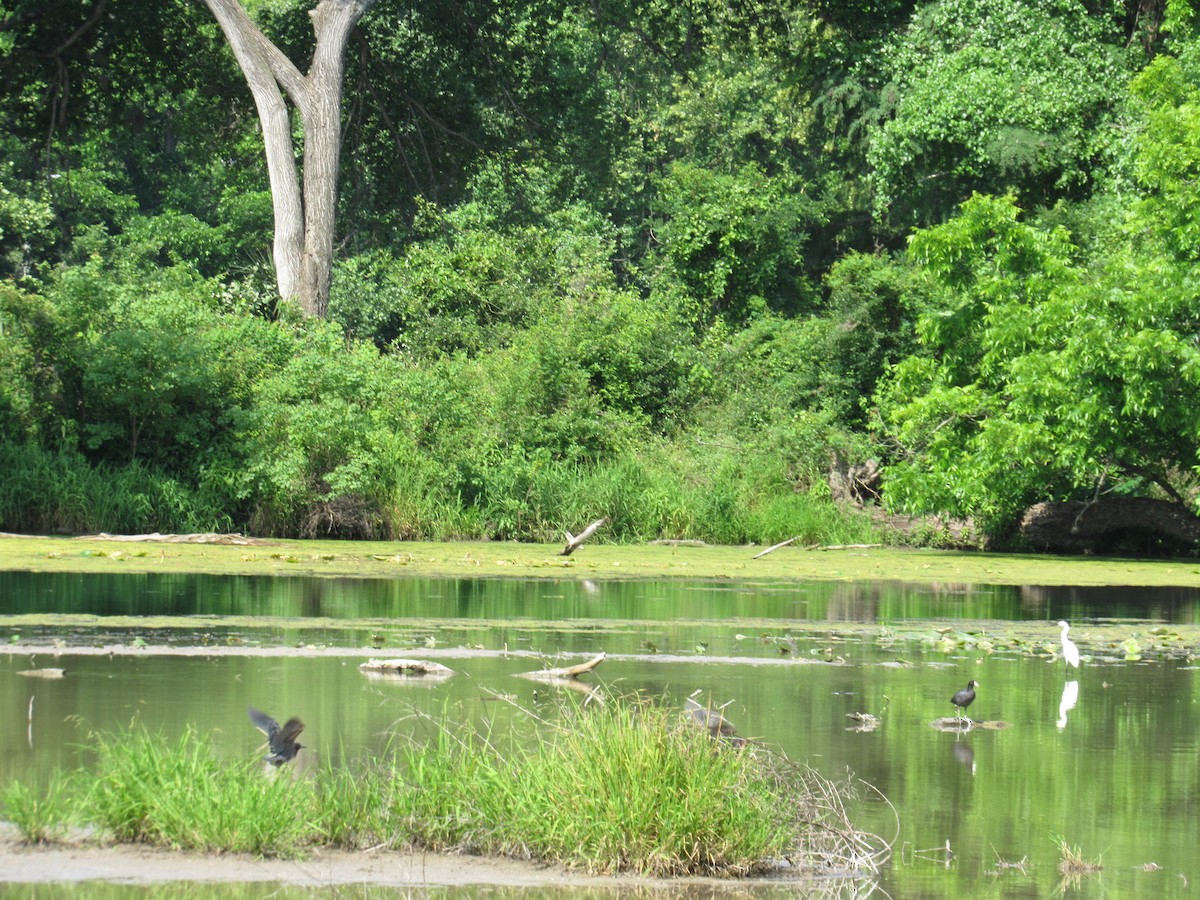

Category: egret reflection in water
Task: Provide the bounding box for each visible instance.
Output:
[1057,680,1079,731]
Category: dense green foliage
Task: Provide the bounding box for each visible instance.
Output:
[1,0,1196,549]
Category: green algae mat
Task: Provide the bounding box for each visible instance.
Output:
[3,533,1200,587]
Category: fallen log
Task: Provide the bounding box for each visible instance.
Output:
[516,652,605,682]
[358,658,454,677]
[1020,497,1200,553]
[84,532,270,545]
[17,668,65,679]
[930,717,1011,732]
[813,543,883,551]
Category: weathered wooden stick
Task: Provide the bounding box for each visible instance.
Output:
[752,535,800,559]
[562,517,608,556]
[18,668,65,679]
[815,543,883,551]
[517,652,605,681]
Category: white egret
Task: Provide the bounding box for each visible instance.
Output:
[1056,620,1080,668]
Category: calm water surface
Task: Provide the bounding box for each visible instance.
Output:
[3,571,1200,898]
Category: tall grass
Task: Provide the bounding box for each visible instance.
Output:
[0,433,879,546]
[0,442,231,535]
[85,726,315,856]
[386,696,888,877]
[3,703,890,878]
[385,445,881,547]
[445,698,792,875]
[1,771,73,844]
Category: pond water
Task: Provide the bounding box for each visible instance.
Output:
[4,571,1200,897]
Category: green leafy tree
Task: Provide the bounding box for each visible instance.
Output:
[238,320,413,536]
[0,0,286,308]
[45,261,276,476]
[650,161,824,326]
[875,191,1200,539]
[868,0,1131,230]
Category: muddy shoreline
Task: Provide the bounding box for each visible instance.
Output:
[0,831,837,893]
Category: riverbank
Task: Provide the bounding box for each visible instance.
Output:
[0,832,819,893]
[3,532,1200,587]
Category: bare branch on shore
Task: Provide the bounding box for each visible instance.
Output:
[561,518,607,556]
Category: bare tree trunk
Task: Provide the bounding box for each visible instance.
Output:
[200,0,375,317]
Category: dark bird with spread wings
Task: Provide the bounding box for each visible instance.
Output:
[248,706,304,766]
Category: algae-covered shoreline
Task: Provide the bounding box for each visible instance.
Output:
[2,532,1200,587]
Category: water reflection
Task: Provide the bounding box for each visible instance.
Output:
[1057,680,1079,730]
[6,571,1200,624]
[4,572,1200,898]
[951,739,975,776]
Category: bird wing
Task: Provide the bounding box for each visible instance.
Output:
[275,717,305,749]
[248,706,280,739]
[685,697,737,737]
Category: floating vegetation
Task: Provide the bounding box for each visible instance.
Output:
[1122,637,1143,661]
[1056,836,1103,879]
[846,712,881,733]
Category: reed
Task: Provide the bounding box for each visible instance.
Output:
[0,434,879,548]
[1056,836,1103,874]
[0,442,230,535]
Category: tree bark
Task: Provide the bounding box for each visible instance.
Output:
[200,0,375,317]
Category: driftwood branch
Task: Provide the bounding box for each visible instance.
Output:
[562,517,607,556]
[516,652,605,682]
[753,535,800,559]
[754,537,882,559]
[813,543,883,551]
[83,532,270,545]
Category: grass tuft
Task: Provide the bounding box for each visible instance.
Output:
[5,703,888,877]
[387,695,889,877]
[84,725,315,856]
[1,772,73,844]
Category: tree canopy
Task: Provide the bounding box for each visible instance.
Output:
[1,0,1196,552]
